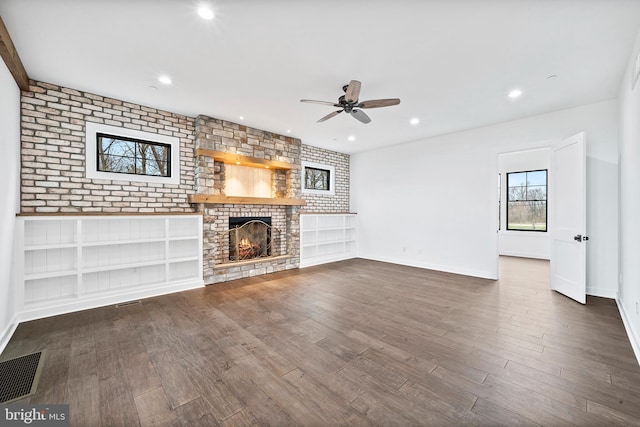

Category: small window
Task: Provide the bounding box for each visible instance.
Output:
[85,122,180,184]
[305,167,330,191]
[302,161,335,195]
[507,169,547,231]
[97,133,171,177]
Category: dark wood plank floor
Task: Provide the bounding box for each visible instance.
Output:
[2,256,640,426]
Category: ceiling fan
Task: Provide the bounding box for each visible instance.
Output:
[300,80,400,124]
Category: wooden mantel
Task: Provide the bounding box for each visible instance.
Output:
[188,194,306,206]
[195,149,298,170]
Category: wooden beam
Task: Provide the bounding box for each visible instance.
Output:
[188,194,306,206]
[0,16,29,91]
[195,149,299,170]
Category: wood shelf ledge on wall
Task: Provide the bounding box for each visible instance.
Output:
[16,212,202,217]
[195,149,299,170]
[188,194,306,206]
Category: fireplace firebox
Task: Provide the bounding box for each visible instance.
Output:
[228,217,272,261]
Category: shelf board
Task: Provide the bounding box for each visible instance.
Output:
[168,236,200,241]
[24,243,77,251]
[300,212,358,215]
[81,237,166,247]
[195,149,298,170]
[189,194,306,206]
[24,270,78,281]
[317,239,348,246]
[82,259,166,274]
[168,256,200,264]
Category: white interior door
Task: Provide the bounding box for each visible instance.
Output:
[550,132,587,304]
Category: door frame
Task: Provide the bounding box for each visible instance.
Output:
[491,139,560,280]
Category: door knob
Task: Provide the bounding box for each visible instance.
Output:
[574,234,582,242]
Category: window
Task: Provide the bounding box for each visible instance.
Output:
[507,169,547,231]
[305,167,330,191]
[97,133,170,177]
[301,161,335,195]
[85,122,180,184]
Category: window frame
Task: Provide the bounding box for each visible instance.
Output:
[85,122,180,184]
[506,169,548,232]
[301,161,335,196]
[96,132,172,178]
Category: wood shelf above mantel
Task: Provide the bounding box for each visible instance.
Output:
[188,194,306,206]
[195,149,299,170]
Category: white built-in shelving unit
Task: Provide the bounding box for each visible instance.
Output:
[15,215,204,321]
[300,213,357,267]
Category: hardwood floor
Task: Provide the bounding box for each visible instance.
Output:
[2,256,640,426]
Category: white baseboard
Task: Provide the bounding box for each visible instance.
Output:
[17,280,204,324]
[0,314,19,356]
[357,254,497,280]
[300,254,356,268]
[586,287,618,299]
[498,251,550,260]
[616,298,640,367]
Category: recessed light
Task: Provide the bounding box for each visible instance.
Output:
[158,75,172,85]
[410,118,420,125]
[348,136,356,142]
[239,116,244,121]
[508,88,522,99]
[235,161,241,165]
[197,5,214,20]
[286,129,291,133]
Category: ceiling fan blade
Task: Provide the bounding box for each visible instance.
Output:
[317,110,343,123]
[358,98,401,109]
[345,80,361,103]
[351,109,371,124]
[300,99,340,107]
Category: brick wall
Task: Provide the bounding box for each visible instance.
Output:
[194,115,302,283]
[19,80,350,283]
[20,80,196,213]
[301,144,350,212]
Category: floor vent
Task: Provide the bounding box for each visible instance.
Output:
[0,351,45,403]
[115,300,142,308]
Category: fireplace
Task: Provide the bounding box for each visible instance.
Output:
[228,217,272,261]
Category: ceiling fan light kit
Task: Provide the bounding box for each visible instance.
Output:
[301,80,400,124]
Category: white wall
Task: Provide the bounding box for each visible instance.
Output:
[351,99,618,296]
[0,60,21,353]
[498,148,551,259]
[618,28,640,362]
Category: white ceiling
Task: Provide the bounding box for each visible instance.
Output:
[2,0,640,153]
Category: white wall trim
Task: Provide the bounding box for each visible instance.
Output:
[499,251,550,260]
[616,298,640,367]
[300,254,355,268]
[85,121,180,184]
[358,254,497,280]
[586,287,618,299]
[0,314,19,355]
[301,160,336,196]
[17,280,204,324]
